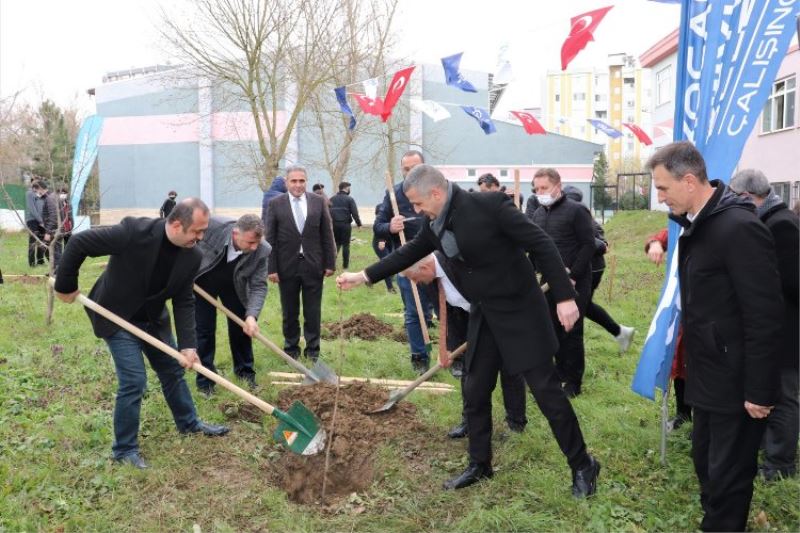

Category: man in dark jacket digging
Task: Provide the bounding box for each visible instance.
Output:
[194,214,271,395]
[650,142,783,532]
[337,164,599,497]
[54,198,229,470]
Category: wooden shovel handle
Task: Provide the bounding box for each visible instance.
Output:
[193,284,317,380]
[390,341,468,404]
[49,278,276,415]
[385,171,431,346]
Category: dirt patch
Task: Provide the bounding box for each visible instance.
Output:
[219,401,264,423]
[270,381,427,505]
[5,274,46,284]
[322,313,399,341]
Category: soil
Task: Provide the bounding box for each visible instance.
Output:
[219,401,264,424]
[322,313,399,341]
[269,381,428,505]
[5,274,46,284]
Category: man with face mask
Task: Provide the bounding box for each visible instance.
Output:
[160,191,177,218]
[193,214,272,395]
[529,168,595,398]
[329,181,362,269]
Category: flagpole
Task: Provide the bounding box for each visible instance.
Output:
[660,381,671,465]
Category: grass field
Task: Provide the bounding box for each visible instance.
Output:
[1,211,797,532]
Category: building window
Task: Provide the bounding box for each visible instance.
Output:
[500,169,508,177]
[656,65,672,106]
[623,77,635,88]
[595,110,607,119]
[762,76,796,133]
[773,182,791,204]
[595,94,607,102]
[467,168,476,177]
[573,93,586,101]
[555,94,560,102]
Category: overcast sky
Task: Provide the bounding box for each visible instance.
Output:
[0,0,681,115]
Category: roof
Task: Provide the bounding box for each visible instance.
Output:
[639,29,679,68]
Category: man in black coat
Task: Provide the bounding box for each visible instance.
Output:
[266,165,336,362]
[54,199,229,469]
[194,214,271,395]
[329,181,362,269]
[730,168,799,481]
[337,164,600,497]
[530,169,596,397]
[651,142,784,532]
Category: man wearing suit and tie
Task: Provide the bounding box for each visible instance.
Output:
[266,165,336,362]
[337,165,600,496]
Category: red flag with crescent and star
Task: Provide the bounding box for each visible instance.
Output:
[623,122,653,145]
[510,110,546,135]
[560,5,613,70]
[380,65,415,122]
[352,94,385,116]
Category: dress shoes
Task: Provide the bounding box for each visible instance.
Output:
[562,382,582,398]
[197,384,215,398]
[443,463,493,490]
[239,373,257,390]
[115,452,148,469]
[181,421,230,437]
[411,358,430,375]
[572,455,601,498]
[447,421,468,439]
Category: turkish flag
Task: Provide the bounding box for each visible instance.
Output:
[381,65,415,122]
[560,5,613,70]
[352,94,384,116]
[623,122,653,145]
[510,111,546,135]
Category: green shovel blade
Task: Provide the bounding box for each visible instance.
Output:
[272,401,326,456]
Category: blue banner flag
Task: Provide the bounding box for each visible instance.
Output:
[461,106,496,134]
[69,115,104,224]
[632,0,800,400]
[334,86,356,130]
[442,52,478,93]
[587,118,623,138]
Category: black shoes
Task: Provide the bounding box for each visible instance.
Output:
[239,373,257,390]
[562,382,582,399]
[572,455,601,498]
[447,422,469,439]
[411,357,430,375]
[115,452,148,469]
[443,462,494,490]
[449,359,464,378]
[667,413,691,432]
[197,385,215,398]
[181,421,230,437]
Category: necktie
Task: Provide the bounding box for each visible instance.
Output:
[292,196,305,233]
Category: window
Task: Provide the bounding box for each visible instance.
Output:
[555,94,560,102]
[623,77,635,88]
[773,181,791,204]
[467,169,476,177]
[573,93,586,101]
[656,65,672,106]
[595,110,607,119]
[595,94,607,102]
[500,169,508,177]
[762,76,796,133]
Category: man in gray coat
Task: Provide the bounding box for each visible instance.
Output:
[194,214,271,394]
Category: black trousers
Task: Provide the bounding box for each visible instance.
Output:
[762,368,799,474]
[332,223,352,269]
[194,280,254,390]
[278,258,324,358]
[448,306,526,428]
[692,407,766,532]
[26,220,46,266]
[463,319,588,471]
[371,238,394,290]
[549,273,592,388]
[584,269,620,337]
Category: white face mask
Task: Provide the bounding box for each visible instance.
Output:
[537,194,555,207]
[59,194,67,201]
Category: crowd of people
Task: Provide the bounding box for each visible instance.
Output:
[46,140,797,531]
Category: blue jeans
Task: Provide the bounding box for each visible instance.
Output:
[396,274,432,360]
[105,327,199,459]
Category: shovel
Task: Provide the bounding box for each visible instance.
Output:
[193,284,337,384]
[368,342,468,414]
[50,278,326,455]
[384,172,433,355]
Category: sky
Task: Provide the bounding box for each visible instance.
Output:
[0,0,682,116]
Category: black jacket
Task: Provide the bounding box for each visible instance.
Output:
[672,181,783,412]
[759,202,799,370]
[329,191,362,226]
[529,194,596,280]
[373,182,425,248]
[55,217,202,349]
[266,192,336,277]
[365,185,576,375]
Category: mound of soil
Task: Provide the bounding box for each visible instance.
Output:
[270,382,426,504]
[323,313,397,341]
[5,274,46,284]
[219,401,264,423]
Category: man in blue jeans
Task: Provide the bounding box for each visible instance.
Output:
[55,198,229,469]
[373,150,433,373]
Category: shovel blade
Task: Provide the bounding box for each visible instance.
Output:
[366,389,403,415]
[272,401,326,455]
[300,360,339,385]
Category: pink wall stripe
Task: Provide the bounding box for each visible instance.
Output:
[440,166,594,183]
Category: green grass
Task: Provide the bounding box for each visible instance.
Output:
[1,215,798,532]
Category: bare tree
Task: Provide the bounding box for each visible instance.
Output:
[159,0,357,190]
